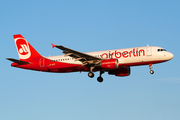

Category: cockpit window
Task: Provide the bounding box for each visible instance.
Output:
[157,49,167,52]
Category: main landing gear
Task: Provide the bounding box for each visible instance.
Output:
[88,72,94,78]
[88,66,95,78]
[88,66,104,83]
[88,71,104,82]
[149,64,154,74]
[97,71,104,83]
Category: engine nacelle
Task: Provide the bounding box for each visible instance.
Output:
[108,67,130,77]
[100,59,118,69]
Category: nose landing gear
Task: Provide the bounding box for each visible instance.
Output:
[149,64,154,74]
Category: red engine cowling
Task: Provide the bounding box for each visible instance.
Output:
[101,59,118,69]
[108,67,130,76]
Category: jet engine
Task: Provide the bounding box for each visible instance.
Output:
[100,59,118,69]
[108,67,130,76]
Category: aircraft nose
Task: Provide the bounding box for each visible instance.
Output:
[168,52,174,60]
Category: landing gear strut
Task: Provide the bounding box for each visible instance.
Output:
[87,66,105,82]
[149,64,154,74]
[88,66,95,78]
[97,71,104,83]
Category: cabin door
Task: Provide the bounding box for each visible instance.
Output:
[146,46,152,56]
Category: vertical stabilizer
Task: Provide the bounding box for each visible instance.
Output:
[13,34,42,60]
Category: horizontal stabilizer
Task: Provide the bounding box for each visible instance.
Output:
[6,58,30,65]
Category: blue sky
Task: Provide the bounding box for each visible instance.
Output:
[1,0,180,120]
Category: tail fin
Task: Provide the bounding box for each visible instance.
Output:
[13,34,42,60]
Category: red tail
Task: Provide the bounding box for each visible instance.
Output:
[13,34,42,60]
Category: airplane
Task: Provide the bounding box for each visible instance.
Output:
[7,34,174,82]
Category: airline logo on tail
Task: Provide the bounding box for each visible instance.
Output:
[14,37,31,59]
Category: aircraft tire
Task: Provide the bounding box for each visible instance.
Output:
[97,77,103,82]
[88,72,94,78]
[150,70,154,74]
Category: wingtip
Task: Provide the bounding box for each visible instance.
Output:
[51,43,56,48]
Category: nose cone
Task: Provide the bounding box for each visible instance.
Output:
[167,52,174,60]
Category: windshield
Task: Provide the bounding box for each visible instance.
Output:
[157,49,167,52]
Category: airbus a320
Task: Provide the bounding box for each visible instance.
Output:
[7,34,174,82]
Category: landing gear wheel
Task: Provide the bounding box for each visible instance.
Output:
[150,70,154,74]
[97,77,103,82]
[88,72,94,78]
[149,64,154,74]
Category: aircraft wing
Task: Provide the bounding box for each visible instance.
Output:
[52,44,101,62]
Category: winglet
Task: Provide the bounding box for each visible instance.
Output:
[51,43,56,48]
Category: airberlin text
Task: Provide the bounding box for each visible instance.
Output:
[101,48,145,59]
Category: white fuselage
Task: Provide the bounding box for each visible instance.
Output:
[46,46,174,66]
